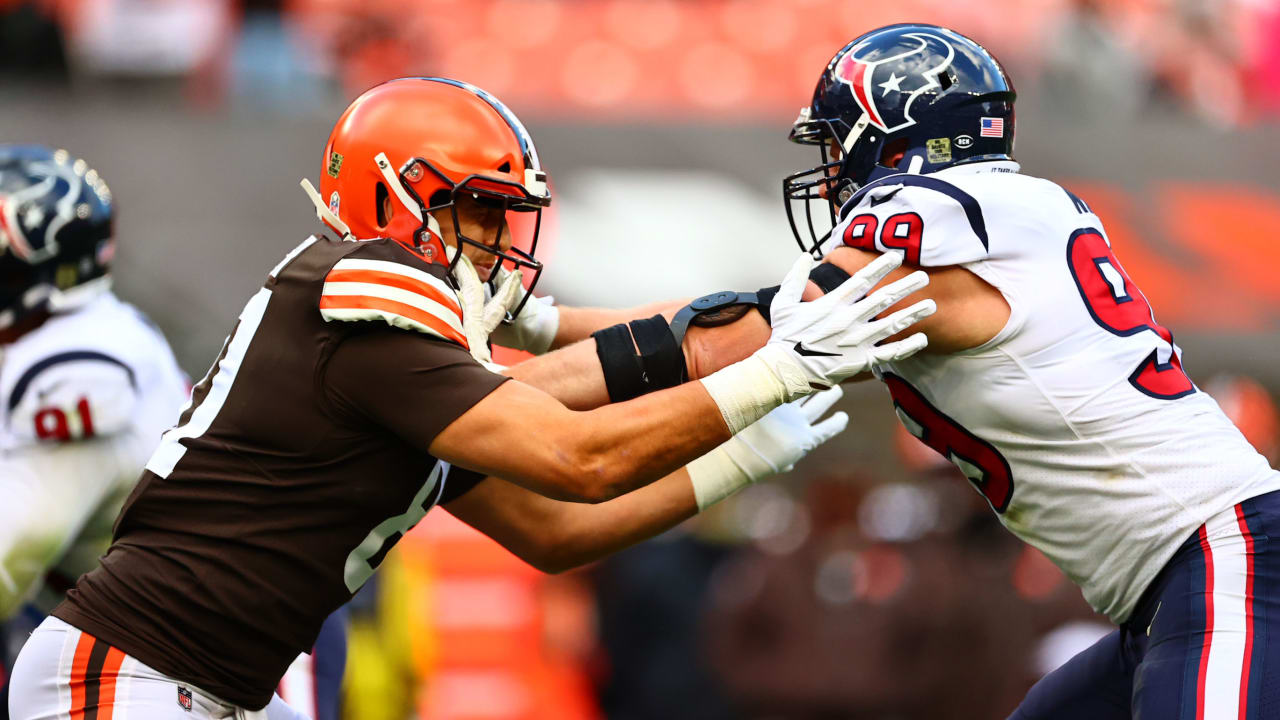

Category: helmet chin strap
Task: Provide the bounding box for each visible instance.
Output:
[843,113,871,153]
[300,178,354,241]
[299,153,444,243]
[834,114,873,205]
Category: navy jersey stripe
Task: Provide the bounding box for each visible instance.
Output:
[7,351,137,413]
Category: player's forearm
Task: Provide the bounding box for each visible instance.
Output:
[513,381,733,503]
[433,377,734,503]
[535,469,698,572]
[503,337,612,410]
[550,300,686,350]
[505,306,772,410]
[446,470,698,575]
[560,382,734,501]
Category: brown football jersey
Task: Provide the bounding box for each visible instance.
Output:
[54,235,507,709]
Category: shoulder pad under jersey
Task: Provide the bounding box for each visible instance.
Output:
[318,241,467,348]
[827,173,991,268]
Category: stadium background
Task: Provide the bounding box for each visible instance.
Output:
[3,0,1279,717]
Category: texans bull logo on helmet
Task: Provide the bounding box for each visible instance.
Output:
[0,152,111,265]
[833,32,956,134]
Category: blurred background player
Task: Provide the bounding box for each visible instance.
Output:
[0,145,188,711]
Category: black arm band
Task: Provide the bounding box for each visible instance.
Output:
[593,324,648,402]
[631,314,687,392]
[592,315,688,402]
[753,263,854,325]
[810,262,852,292]
[754,285,780,325]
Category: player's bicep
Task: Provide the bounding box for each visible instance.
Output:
[428,379,592,499]
[325,335,603,499]
[823,247,1008,354]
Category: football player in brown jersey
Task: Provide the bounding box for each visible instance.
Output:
[6,78,934,720]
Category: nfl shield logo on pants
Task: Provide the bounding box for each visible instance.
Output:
[177,686,193,711]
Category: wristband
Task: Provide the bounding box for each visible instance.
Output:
[698,351,790,434]
[687,444,752,511]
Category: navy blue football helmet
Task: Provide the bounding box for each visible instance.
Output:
[0,145,114,330]
[784,24,1016,256]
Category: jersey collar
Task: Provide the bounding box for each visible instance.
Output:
[934,160,1022,177]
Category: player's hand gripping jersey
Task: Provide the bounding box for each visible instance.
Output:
[53,236,507,710]
[824,161,1280,622]
[0,293,188,617]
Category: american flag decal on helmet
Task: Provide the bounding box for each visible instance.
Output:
[319,258,467,348]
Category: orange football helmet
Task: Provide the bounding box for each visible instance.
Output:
[302,77,550,317]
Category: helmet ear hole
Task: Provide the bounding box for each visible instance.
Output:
[880,137,911,169]
[375,182,390,228]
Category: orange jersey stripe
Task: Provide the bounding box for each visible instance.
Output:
[324,268,461,321]
[97,646,127,720]
[69,632,95,720]
[319,295,469,348]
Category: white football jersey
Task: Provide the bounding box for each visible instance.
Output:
[0,291,188,617]
[823,161,1280,622]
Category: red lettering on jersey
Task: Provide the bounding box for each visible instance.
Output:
[842,212,922,265]
[842,213,878,251]
[32,397,96,442]
[881,212,923,266]
[34,408,70,442]
[883,373,1014,512]
[77,397,95,437]
[1066,228,1194,400]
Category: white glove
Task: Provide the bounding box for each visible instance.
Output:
[688,386,849,510]
[701,252,935,433]
[451,251,522,368]
[487,266,560,355]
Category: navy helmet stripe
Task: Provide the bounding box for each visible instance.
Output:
[7,350,136,413]
[842,174,989,250]
[413,77,541,171]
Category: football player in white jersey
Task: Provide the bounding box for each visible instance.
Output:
[482,23,1280,720]
[777,24,1280,720]
[0,146,189,704]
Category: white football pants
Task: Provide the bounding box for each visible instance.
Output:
[7,616,310,720]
